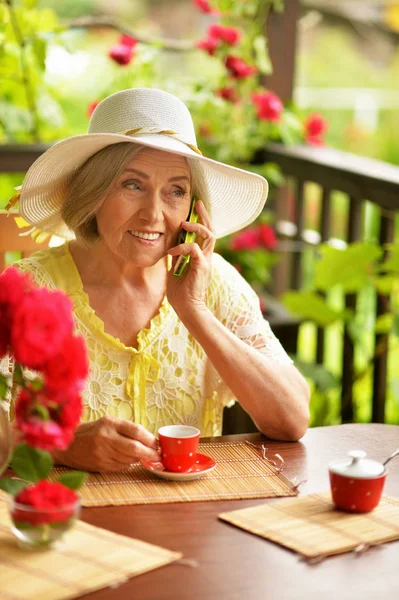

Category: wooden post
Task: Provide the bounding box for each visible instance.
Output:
[263,0,300,102]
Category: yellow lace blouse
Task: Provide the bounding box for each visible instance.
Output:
[5,243,292,436]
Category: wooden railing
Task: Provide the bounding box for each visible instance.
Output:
[1,143,399,428]
[259,143,399,424]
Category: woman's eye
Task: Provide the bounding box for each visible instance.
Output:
[124,181,141,190]
[172,188,186,197]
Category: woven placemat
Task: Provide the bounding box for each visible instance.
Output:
[50,441,297,507]
[0,493,181,600]
[219,492,399,561]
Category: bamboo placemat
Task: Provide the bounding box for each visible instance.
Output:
[50,441,297,507]
[219,492,399,561]
[0,493,181,600]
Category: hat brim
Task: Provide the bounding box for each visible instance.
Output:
[19,132,268,240]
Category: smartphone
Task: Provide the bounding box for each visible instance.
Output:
[173,198,199,277]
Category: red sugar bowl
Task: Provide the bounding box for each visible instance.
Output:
[329,450,387,513]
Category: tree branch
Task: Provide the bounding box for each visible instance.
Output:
[6,0,40,142]
[64,16,197,52]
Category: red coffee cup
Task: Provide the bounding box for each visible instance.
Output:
[158,425,200,473]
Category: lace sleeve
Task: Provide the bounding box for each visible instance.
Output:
[209,254,293,364]
[15,257,57,290]
[0,354,13,417]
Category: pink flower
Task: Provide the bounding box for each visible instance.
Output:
[258,224,278,250]
[11,288,74,370]
[230,228,261,251]
[196,37,219,56]
[108,44,134,66]
[215,86,239,103]
[208,24,240,45]
[86,101,99,118]
[193,0,219,14]
[230,224,278,252]
[119,34,137,48]
[13,481,78,525]
[252,91,283,122]
[305,113,328,146]
[225,55,257,79]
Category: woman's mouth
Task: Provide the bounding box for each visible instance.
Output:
[128,230,163,245]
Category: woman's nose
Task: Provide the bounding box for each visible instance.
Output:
[138,192,163,222]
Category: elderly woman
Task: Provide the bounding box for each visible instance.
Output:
[10,88,309,472]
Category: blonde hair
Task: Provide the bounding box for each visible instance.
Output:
[61,143,142,244]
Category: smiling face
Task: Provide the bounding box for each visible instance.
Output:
[95,147,192,267]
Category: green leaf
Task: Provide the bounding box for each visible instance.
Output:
[315,243,383,292]
[0,478,29,495]
[293,359,340,392]
[11,443,52,482]
[56,471,88,490]
[13,364,24,386]
[30,377,44,392]
[253,36,272,75]
[374,275,396,295]
[281,291,347,327]
[392,315,399,338]
[380,244,399,274]
[32,38,46,71]
[375,313,393,334]
[0,374,9,399]
[23,0,38,8]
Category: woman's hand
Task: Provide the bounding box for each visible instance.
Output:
[166,200,215,319]
[52,416,160,472]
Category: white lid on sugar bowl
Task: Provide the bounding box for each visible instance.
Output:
[329,450,385,479]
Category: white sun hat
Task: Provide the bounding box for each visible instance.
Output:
[17,88,268,240]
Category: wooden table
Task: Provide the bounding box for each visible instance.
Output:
[81,424,399,600]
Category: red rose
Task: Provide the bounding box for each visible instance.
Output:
[57,392,83,431]
[11,288,74,370]
[216,86,239,103]
[13,481,78,526]
[305,114,327,146]
[306,135,324,146]
[87,101,100,118]
[0,313,10,357]
[15,388,82,451]
[0,267,33,314]
[258,224,278,250]
[225,55,257,79]
[252,91,283,123]
[196,37,219,56]
[43,334,89,394]
[194,0,219,14]
[119,34,137,48]
[108,44,134,66]
[305,113,327,137]
[208,24,240,45]
[230,228,261,251]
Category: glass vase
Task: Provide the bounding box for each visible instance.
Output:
[8,496,81,551]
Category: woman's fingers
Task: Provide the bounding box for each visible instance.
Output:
[196,199,213,231]
[115,419,159,450]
